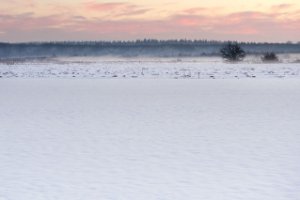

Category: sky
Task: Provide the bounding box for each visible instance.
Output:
[0,0,299,42]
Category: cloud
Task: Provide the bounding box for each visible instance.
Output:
[84,1,150,17]
[115,8,150,17]
[183,7,209,14]
[73,16,86,21]
[0,13,69,30]
[1,0,37,8]
[0,4,299,42]
[85,2,129,11]
[170,14,211,27]
[271,4,293,11]
[182,7,223,15]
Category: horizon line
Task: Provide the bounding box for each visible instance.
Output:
[1,39,299,45]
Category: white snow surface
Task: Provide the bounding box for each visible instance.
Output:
[1,61,300,79]
[0,79,300,200]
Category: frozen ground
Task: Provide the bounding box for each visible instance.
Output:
[0,54,300,79]
[0,79,300,200]
[0,60,300,79]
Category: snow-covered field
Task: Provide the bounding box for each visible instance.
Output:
[0,79,300,200]
[1,60,300,79]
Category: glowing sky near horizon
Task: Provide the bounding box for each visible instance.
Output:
[0,0,299,42]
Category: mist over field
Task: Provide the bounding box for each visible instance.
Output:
[1,40,300,58]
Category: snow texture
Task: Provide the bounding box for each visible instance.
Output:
[0,79,300,200]
[1,61,300,79]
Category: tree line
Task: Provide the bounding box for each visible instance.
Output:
[0,39,300,58]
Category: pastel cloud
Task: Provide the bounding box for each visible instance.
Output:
[182,7,223,15]
[84,1,150,18]
[0,3,299,42]
[0,13,68,30]
[271,3,293,11]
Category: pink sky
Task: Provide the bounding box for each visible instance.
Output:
[0,0,299,42]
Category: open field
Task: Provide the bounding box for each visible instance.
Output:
[1,60,300,79]
[0,79,300,200]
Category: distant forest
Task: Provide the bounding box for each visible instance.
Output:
[1,39,300,58]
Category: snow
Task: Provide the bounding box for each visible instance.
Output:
[0,79,300,200]
[1,61,300,79]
